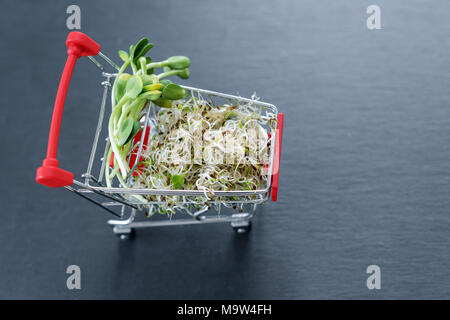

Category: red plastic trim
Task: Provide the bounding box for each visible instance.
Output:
[130,126,151,176]
[110,125,150,176]
[271,113,284,201]
[36,32,100,188]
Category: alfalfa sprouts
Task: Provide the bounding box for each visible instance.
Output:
[130,93,277,216]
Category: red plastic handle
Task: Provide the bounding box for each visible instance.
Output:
[271,113,284,201]
[36,32,100,188]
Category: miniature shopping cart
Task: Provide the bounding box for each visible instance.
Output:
[36,32,284,239]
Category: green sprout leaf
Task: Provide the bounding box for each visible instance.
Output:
[159,79,173,89]
[171,174,185,189]
[143,83,163,92]
[162,83,185,100]
[118,118,134,146]
[167,56,191,69]
[135,43,154,63]
[140,74,153,86]
[113,73,131,103]
[225,111,237,120]
[153,98,172,108]
[124,120,142,145]
[139,90,162,101]
[132,38,148,60]
[129,44,135,59]
[118,50,129,62]
[125,75,143,99]
[177,68,190,79]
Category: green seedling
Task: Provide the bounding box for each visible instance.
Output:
[162,83,185,100]
[106,36,191,191]
[171,174,185,189]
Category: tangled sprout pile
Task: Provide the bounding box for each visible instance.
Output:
[130,94,277,214]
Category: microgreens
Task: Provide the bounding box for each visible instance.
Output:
[106,36,190,192]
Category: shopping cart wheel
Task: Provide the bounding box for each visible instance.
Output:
[231,221,252,234]
[113,226,136,240]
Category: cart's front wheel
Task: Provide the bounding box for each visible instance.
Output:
[231,221,252,234]
[113,226,136,240]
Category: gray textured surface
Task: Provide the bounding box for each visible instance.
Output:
[1,0,450,299]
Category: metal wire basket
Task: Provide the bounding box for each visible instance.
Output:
[36,32,284,239]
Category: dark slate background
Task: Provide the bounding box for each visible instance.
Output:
[1,0,449,299]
